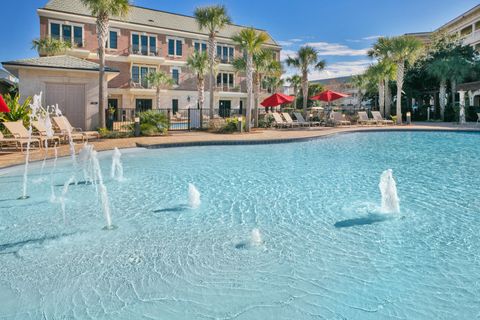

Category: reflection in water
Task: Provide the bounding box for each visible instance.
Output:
[334,214,388,229]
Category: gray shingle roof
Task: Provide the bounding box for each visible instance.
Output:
[42,0,280,47]
[2,55,119,72]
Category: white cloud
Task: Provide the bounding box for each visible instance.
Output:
[305,42,369,56]
[289,38,303,42]
[363,35,383,40]
[278,40,294,47]
[280,49,297,62]
[309,59,371,80]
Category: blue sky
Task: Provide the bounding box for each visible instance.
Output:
[0,0,478,79]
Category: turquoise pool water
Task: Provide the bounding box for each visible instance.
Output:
[0,131,479,319]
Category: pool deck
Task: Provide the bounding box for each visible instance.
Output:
[1,122,479,168]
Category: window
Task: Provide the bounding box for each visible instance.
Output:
[131,33,157,55]
[49,21,83,47]
[194,41,207,53]
[172,99,179,113]
[216,72,234,88]
[167,38,183,56]
[172,68,180,85]
[108,30,118,49]
[475,21,480,30]
[131,65,156,88]
[135,99,152,113]
[216,44,234,62]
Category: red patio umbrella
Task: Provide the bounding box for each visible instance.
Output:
[261,93,294,107]
[310,90,349,102]
[0,95,10,113]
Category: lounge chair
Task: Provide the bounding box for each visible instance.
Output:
[282,113,303,127]
[331,112,351,126]
[294,112,321,127]
[2,121,54,148]
[357,111,377,126]
[52,116,99,141]
[271,113,290,128]
[371,111,394,125]
[31,120,68,144]
[0,122,41,152]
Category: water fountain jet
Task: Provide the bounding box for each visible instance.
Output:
[110,147,124,181]
[379,169,400,213]
[188,183,201,209]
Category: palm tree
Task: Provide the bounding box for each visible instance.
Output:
[365,61,396,117]
[369,36,423,124]
[194,5,231,119]
[232,28,269,132]
[350,74,369,110]
[233,49,281,126]
[262,76,285,94]
[286,46,326,120]
[187,51,210,110]
[286,75,301,110]
[145,71,174,110]
[426,58,449,120]
[32,38,71,57]
[81,0,130,129]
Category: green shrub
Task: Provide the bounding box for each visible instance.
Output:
[258,114,274,128]
[0,94,31,124]
[138,110,168,136]
[98,128,133,139]
[209,117,244,133]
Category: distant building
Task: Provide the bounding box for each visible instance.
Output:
[310,76,362,110]
[0,69,17,95]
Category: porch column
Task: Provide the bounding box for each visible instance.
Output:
[458,90,466,125]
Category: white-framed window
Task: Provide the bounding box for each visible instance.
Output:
[216,72,234,88]
[167,37,184,57]
[131,65,157,88]
[131,32,158,56]
[107,28,120,50]
[216,44,234,63]
[171,67,181,85]
[194,41,208,53]
[49,20,84,47]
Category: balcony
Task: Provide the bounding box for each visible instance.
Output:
[216,55,234,64]
[462,30,480,46]
[128,46,165,63]
[215,85,241,93]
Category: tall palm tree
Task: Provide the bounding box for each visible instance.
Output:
[286,74,301,110]
[426,58,450,120]
[350,74,369,110]
[145,71,174,110]
[286,46,326,120]
[232,28,269,132]
[187,51,210,110]
[369,36,423,124]
[194,5,231,119]
[365,61,396,117]
[233,49,281,126]
[32,38,71,57]
[81,0,130,129]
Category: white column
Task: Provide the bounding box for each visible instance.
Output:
[458,90,466,125]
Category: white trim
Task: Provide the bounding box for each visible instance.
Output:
[107,29,120,50]
[166,37,185,57]
[48,19,84,48]
[131,32,159,56]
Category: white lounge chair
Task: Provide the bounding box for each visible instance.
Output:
[331,112,351,126]
[31,121,66,144]
[271,113,290,128]
[357,111,377,126]
[0,131,39,152]
[282,112,302,127]
[3,121,52,148]
[293,112,321,127]
[52,116,99,141]
[371,111,394,125]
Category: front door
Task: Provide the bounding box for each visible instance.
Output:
[135,99,152,113]
[219,100,231,118]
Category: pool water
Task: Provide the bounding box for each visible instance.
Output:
[0,131,479,319]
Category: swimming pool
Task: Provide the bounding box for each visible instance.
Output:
[0,131,479,319]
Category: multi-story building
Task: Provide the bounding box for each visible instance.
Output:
[5,0,281,129]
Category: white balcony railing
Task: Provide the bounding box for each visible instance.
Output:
[462,30,480,46]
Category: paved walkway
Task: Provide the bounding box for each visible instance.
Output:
[1,122,479,168]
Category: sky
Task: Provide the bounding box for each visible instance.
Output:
[0,0,478,80]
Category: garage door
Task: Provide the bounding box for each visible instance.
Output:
[46,83,86,129]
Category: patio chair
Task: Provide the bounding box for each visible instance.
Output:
[294,112,321,127]
[282,112,303,127]
[52,116,99,141]
[2,121,53,148]
[31,120,66,144]
[0,122,41,152]
[331,112,351,126]
[371,111,394,125]
[357,111,377,126]
[271,113,290,128]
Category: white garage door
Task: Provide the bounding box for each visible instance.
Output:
[46,83,86,129]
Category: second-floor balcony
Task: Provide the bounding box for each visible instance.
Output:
[215,85,241,93]
[217,55,234,64]
[462,29,480,46]
[129,46,161,57]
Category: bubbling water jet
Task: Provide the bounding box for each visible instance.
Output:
[250,228,263,246]
[188,183,201,209]
[110,147,124,181]
[379,169,400,213]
